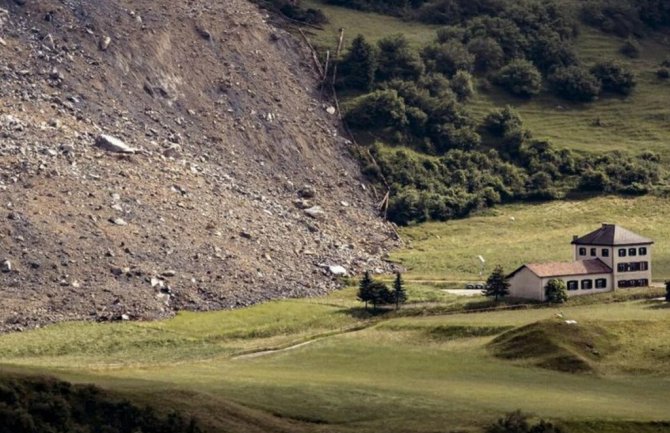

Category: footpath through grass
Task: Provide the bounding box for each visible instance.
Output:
[1,284,669,433]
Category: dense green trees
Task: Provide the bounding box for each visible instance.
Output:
[319,0,664,226]
[358,272,406,310]
[0,376,202,433]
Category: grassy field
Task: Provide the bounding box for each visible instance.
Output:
[303,0,670,157]
[394,195,670,282]
[1,286,669,433]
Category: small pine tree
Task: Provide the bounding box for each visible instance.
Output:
[339,35,377,91]
[358,271,374,310]
[665,280,670,302]
[484,265,510,301]
[393,272,408,310]
[369,281,393,311]
[545,279,568,304]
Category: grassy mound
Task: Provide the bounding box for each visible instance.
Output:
[489,319,619,374]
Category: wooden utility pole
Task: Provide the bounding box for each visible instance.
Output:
[331,28,345,87]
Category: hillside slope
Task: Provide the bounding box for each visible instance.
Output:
[0,0,397,330]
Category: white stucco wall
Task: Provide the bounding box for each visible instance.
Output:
[508,269,614,301]
[508,268,544,301]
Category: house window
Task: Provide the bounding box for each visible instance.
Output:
[629,248,637,256]
[617,263,627,272]
[602,249,609,257]
[590,248,597,256]
[579,247,587,256]
[641,262,649,271]
[581,279,593,290]
[618,279,649,288]
[567,280,578,291]
[639,247,647,256]
[595,278,607,289]
[618,249,626,257]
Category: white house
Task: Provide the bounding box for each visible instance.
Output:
[507,224,653,301]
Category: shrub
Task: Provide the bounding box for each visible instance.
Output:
[528,31,578,73]
[657,68,670,80]
[467,37,505,72]
[548,66,602,102]
[483,106,523,137]
[376,34,425,81]
[344,89,408,130]
[422,40,475,77]
[494,60,543,97]
[620,37,641,58]
[486,410,564,433]
[450,70,475,101]
[545,279,568,303]
[590,60,637,95]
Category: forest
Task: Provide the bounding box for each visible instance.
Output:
[257,0,670,225]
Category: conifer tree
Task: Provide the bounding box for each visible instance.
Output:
[484,265,510,301]
[393,272,408,310]
[358,271,374,310]
[339,35,377,91]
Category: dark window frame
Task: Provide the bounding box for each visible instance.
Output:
[595,278,607,289]
[579,247,587,256]
[567,280,578,291]
[590,248,597,257]
[639,247,647,256]
[618,248,626,257]
[581,279,593,290]
[602,249,609,257]
[629,248,637,257]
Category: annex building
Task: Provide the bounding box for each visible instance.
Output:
[507,224,653,301]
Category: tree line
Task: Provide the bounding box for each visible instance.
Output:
[0,375,203,433]
[358,272,407,311]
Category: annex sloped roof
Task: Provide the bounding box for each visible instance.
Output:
[509,259,612,279]
[571,224,653,246]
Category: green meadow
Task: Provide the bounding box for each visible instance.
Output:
[1,283,669,433]
[394,195,670,282]
[303,0,670,157]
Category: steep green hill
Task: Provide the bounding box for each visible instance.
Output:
[292,0,670,225]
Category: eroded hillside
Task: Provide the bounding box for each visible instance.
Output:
[0,0,397,330]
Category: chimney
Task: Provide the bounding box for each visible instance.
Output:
[573,235,578,242]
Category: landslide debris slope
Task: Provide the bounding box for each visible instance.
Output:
[0,0,397,330]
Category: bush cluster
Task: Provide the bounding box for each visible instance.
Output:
[581,0,670,37]
[0,375,203,433]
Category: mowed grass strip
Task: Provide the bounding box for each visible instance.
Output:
[394,196,670,281]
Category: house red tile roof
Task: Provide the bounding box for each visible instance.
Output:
[572,224,653,246]
[524,259,612,278]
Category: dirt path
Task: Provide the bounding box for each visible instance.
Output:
[232,339,323,360]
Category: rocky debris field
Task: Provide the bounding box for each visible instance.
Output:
[0,0,399,331]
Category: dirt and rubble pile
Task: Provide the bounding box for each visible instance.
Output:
[0,0,398,330]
